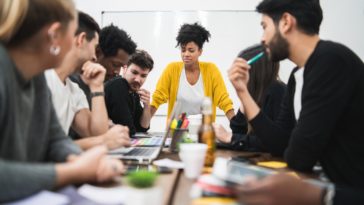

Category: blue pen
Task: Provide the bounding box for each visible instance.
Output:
[247,52,264,65]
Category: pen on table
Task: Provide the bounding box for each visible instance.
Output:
[247,52,264,65]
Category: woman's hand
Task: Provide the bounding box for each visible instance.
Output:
[213,123,232,144]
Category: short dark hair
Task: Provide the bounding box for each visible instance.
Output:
[176,22,211,49]
[238,44,280,107]
[256,0,323,35]
[128,50,154,72]
[76,11,100,41]
[99,24,137,57]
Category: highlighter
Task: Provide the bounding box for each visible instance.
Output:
[170,119,178,129]
[176,119,183,129]
[247,52,264,65]
[181,119,189,129]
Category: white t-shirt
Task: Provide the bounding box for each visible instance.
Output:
[294,68,304,120]
[45,69,89,134]
[177,68,204,115]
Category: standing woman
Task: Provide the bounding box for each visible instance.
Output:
[214,44,286,152]
[151,22,234,121]
[0,0,123,202]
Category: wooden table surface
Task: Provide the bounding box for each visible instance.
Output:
[119,148,322,205]
[119,148,274,205]
[172,149,272,205]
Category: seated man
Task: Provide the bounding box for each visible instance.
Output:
[70,24,137,105]
[228,0,364,189]
[105,50,154,135]
[45,11,130,150]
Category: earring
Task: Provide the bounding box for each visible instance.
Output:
[50,45,61,56]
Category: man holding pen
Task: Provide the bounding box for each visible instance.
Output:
[228,0,364,201]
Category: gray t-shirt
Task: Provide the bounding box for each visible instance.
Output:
[0,44,82,202]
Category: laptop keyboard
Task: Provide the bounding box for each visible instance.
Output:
[131,137,163,146]
[124,148,157,157]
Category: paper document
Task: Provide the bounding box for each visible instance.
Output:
[153,158,184,169]
[7,190,69,205]
[78,184,126,205]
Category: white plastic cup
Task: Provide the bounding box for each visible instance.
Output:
[179,143,207,179]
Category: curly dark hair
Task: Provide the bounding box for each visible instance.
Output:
[176,22,211,49]
[99,24,137,57]
[127,49,154,71]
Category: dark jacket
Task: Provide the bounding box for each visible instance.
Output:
[248,40,364,189]
[219,81,286,152]
[104,76,149,135]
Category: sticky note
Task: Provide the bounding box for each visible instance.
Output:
[257,161,287,169]
[192,197,238,205]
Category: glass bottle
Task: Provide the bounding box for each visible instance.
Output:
[198,97,215,167]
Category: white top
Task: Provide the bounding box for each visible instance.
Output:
[293,68,304,120]
[45,69,89,134]
[177,68,204,115]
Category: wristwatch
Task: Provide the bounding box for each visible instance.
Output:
[322,184,335,205]
[90,91,104,98]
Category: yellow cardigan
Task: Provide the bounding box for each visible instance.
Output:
[151,61,234,121]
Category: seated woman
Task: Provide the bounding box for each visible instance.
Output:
[150,22,234,122]
[0,0,123,202]
[214,44,286,152]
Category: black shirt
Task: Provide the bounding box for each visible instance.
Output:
[220,81,286,152]
[247,40,364,189]
[334,186,364,205]
[104,77,149,135]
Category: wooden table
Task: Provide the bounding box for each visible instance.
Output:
[117,149,181,205]
[128,148,270,205]
[172,149,272,205]
[111,145,316,205]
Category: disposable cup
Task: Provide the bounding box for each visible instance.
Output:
[179,143,207,179]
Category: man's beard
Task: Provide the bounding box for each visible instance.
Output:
[268,30,289,62]
[130,82,141,91]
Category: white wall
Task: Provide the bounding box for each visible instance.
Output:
[75,0,364,132]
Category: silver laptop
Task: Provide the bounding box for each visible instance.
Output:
[108,102,182,164]
[108,132,170,164]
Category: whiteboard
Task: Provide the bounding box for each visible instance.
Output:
[101,10,265,116]
[100,9,364,117]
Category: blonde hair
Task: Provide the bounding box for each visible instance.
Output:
[0,0,75,46]
[0,0,28,43]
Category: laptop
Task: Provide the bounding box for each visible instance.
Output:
[130,132,171,147]
[131,135,171,147]
[108,131,170,164]
[108,102,182,164]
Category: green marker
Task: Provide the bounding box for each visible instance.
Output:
[247,52,264,65]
